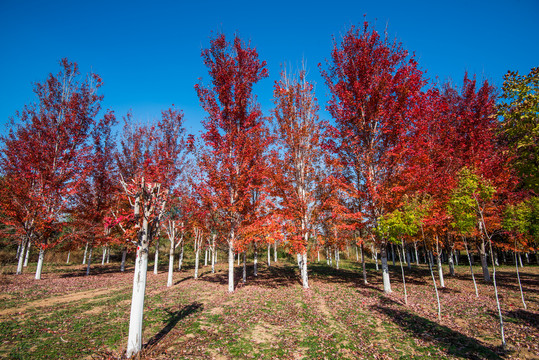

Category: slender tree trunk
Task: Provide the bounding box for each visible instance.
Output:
[211,234,216,274]
[254,242,258,277]
[359,242,367,284]
[86,246,93,276]
[398,243,408,305]
[153,238,160,275]
[405,245,411,270]
[66,250,71,264]
[228,240,235,293]
[356,245,359,262]
[102,246,107,265]
[267,243,271,267]
[194,246,200,280]
[242,251,246,283]
[204,248,208,266]
[375,247,379,271]
[121,247,127,272]
[448,248,455,276]
[414,242,419,266]
[436,236,445,288]
[178,244,184,271]
[301,251,309,289]
[167,239,175,287]
[464,239,479,297]
[515,251,527,309]
[391,243,395,266]
[335,247,340,270]
[24,242,30,267]
[479,239,490,282]
[16,238,28,275]
[381,243,392,293]
[35,247,45,280]
[525,253,529,263]
[106,246,110,264]
[126,239,149,357]
[274,240,277,262]
[82,242,88,265]
[16,242,21,261]
[518,253,523,268]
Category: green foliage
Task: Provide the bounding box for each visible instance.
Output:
[448,168,496,236]
[499,67,539,193]
[503,197,539,249]
[377,195,430,244]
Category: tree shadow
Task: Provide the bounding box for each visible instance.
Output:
[199,263,300,289]
[144,302,204,349]
[373,305,505,359]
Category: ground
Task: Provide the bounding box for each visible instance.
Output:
[0,256,538,359]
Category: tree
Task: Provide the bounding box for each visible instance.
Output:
[499,67,539,193]
[118,108,189,357]
[321,21,424,293]
[271,67,325,289]
[195,33,269,293]
[1,58,106,279]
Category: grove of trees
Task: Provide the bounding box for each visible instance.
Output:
[1,22,537,357]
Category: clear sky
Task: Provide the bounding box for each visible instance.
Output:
[1,0,537,136]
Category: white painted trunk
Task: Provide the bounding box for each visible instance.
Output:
[178,245,184,271]
[16,239,28,275]
[126,245,149,357]
[228,243,234,293]
[335,248,340,269]
[274,241,277,262]
[361,243,367,284]
[23,243,30,267]
[356,246,359,262]
[66,250,70,264]
[448,249,455,276]
[464,240,479,297]
[380,245,391,293]
[437,253,445,288]
[121,247,127,272]
[254,245,258,277]
[167,240,174,287]
[427,250,442,320]
[267,243,271,267]
[194,248,200,279]
[153,238,159,275]
[211,234,216,274]
[106,247,110,264]
[518,253,523,268]
[35,248,44,280]
[86,246,93,276]
[102,246,106,265]
[398,243,408,305]
[82,242,88,265]
[480,241,490,282]
[204,248,208,266]
[301,251,309,289]
[414,242,419,266]
[242,252,246,283]
[515,251,527,309]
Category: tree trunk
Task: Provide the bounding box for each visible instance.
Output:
[254,243,258,277]
[380,243,391,293]
[464,239,479,297]
[518,253,523,268]
[515,251,527,309]
[228,241,234,293]
[102,246,107,265]
[436,236,445,288]
[242,251,247,283]
[153,238,159,275]
[167,239,175,287]
[211,234,216,274]
[204,248,208,266]
[106,246,110,264]
[301,251,309,289]
[35,247,45,280]
[23,243,30,267]
[267,243,271,267]
[398,243,408,305]
[66,250,71,264]
[194,246,200,280]
[121,247,127,272]
[274,240,277,262]
[479,240,490,282]
[82,242,88,265]
[126,242,149,357]
[448,248,455,276]
[16,238,28,275]
[361,242,367,285]
[406,246,411,270]
[178,244,184,271]
[86,246,93,276]
[335,247,340,269]
[428,248,441,320]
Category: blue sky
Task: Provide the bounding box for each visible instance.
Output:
[1,0,538,136]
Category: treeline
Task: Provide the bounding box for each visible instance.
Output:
[1,22,537,356]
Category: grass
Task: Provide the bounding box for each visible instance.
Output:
[0,252,538,359]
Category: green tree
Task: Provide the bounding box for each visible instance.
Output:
[499,67,539,193]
